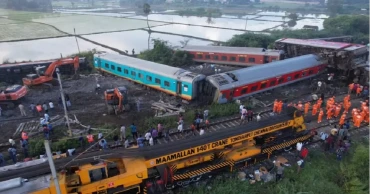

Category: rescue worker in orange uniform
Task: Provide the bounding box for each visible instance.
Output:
[318,109,324,123]
[354,114,363,128]
[352,111,358,124]
[339,113,346,126]
[326,106,333,120]
[344,95,350,104]
[361,101,367,111]
[348,83,354,94]
[360,110,367,122]
[277,101,283,114]
[344,101,351,113]
[334,104,342,118]
[356,86,362,97]
[312,103,318,116]
[87,133,94,146]
[304,102,310,115]
[273,99,278,113]
[317,98,323,109]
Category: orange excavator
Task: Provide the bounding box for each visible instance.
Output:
[0,85,28,109]
[22,56,79,87]
[104,86,130,115]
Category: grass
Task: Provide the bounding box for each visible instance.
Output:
[255,2,306,9]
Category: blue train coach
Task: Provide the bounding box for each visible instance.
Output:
[93,52,206,101]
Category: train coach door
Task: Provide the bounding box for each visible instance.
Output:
[176,81,182,95]
[263,56,269,63]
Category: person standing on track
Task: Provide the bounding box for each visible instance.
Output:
[120,125,126,141]
[304,102,310,115]
[247,109,253,122]
[312,103,318,116]
[130,123,138,140]
[273,99,278,113]
[19,103,26,116]
[87,133,94,147]
[277,101,283,114]
[240,106,247,125]
[348,83,354,94]
[318,109,324,123]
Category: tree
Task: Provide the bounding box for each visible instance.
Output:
[139,39,193,67]
[143,3,151,31]
[327,0,343,17]
[287,13,298,21]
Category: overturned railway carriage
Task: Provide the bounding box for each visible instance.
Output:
[94,53,206,101]
[205,54,327,104]
[2,109,313,194]
[179,45,283,66]
[0,58,87,84]
[275,38,369,84]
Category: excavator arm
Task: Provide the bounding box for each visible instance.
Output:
[23,56,79,87]
[114,89,124,112]
[44,56,79,77]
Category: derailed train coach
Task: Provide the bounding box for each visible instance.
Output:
[204,54,327,103]
[94,52,327,104]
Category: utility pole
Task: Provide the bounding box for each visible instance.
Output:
[56,68,72,137]
[74,28,81,54]
[244,18,248,31]
[44,140,62,194]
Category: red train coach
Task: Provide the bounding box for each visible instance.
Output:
[179,45,284,66]
[204,54,327,104]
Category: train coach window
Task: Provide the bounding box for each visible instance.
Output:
[131,71,136,76]
[197,54,203,59]
[249,58,255,63]
[105,63,109,68]
[309,70,314,75]
[239,57,245,62]
[138,73,143,79]
[287,76,291,81]
[270,80,276,86]
[124,69,128,74]
[146,76,152,81]
[278,79,284,84]
[164,81,170,87]
[205,55,210,59]
[302,71,306,76]
[251,85,258,92]
[117,67,122,72]
[155,78,161,84]
[230,56,236,61]
[190,54,195,58]
[213,55,219,60]
[260,82,267,89]
[184,85,189,92]
[221,56,227,61]
[271,57,277,61]
[241,88,247,94]
[111,65,115,70]
[294,74,300,79]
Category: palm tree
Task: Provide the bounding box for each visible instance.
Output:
[143,3,151,31]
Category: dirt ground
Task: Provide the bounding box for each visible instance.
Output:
[0,73,176,142]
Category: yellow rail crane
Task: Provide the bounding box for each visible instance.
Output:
[1,109,313,194]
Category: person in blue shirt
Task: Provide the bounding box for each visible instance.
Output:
[137,135,145,148]
[130,123,138,140]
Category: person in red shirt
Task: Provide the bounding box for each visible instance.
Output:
[300,147,309,159]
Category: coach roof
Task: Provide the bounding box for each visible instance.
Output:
[179,45,281,56]
[94,52,201,81]
[209,54,324,89]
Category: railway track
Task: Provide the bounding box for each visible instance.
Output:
[0,92,364,181]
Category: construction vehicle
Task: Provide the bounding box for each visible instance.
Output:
[0,108,314,194]
[22,56,79,87]
[104,86,130,115]
[0,85,28,109]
